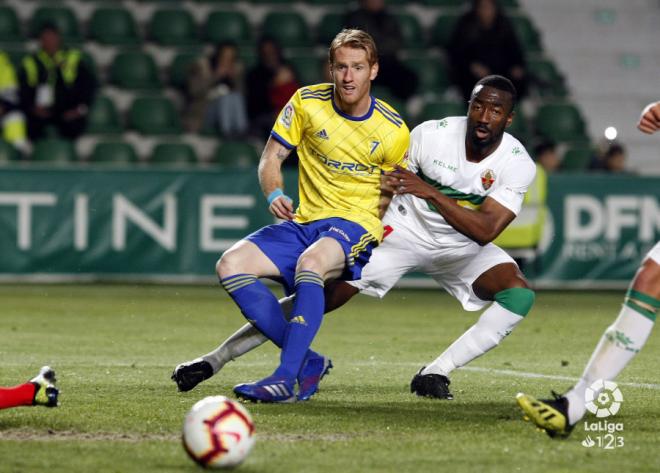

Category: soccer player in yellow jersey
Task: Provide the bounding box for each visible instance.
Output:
[173,29,409,403]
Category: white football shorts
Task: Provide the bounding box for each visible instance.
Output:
[349,205,516,311]
[645,241,660,264]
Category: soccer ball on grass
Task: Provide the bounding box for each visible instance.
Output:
[182,396,256,468]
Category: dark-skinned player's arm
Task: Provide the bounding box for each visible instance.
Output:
[385,165,516,246]
[637,101,660,134]
[258,136,295,220]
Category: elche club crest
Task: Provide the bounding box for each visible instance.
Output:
[480,169,496,190]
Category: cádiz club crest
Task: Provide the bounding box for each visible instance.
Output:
[480,169,496,190]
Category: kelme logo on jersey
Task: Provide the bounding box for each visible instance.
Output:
[480,169,496,190]
[280,103,294,129]
[315,129,329,140]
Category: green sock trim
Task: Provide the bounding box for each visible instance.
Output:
[624,300,657,322]
[627,289,660,309]
[494,287,535,317]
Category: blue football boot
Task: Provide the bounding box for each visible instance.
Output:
[297,353,333,401]
[233,375,296,403]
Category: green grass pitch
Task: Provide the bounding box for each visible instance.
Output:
[1,284,659,473]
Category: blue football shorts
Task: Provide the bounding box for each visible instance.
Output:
[245,217,378,295]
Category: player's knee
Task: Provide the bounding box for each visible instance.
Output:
[216,249,242,279]
[494,287,535,317]
[295,252,324,275]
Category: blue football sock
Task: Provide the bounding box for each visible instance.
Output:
[275,271,325,380]
[220,274,287,346]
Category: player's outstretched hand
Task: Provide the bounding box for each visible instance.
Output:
[637,101,660,134]
[269,195,295,221]
[385,165,435,199]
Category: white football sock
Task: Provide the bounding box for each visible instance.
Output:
[202,295,295,373]
[564,304,654,425]
[422,302,524,377]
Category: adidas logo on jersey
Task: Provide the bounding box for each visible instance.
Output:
[291,315,308,326]
[315,129,329,140]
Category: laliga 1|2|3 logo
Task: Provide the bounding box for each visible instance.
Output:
[581,380,625,450]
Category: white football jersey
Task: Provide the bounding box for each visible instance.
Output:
[387,116,536,246]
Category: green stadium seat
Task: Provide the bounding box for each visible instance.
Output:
[289,54,324,87]
[31,139,76,163]
[169,51,201,89]
[205,11,251,45]
[110,51,161,90]
[0,6,21,42]
[527,57,568,98]
[535,103,587,143]
[561,146,593,171]
[396,14,424,50]
[151,143,197,164]
[90,141,138,164]
[3,48,26,69]
[403,57,450,92]
[149,9,198,46]
[418,100,466,123]
[87,96,123,135]
[31,6,81,42]
[421,0,465,7]
[506,107,529,144]
[0,140,20,162]
[250,0,291,3]
[316,13,345,46]
[262,12,310,48]
[129,96,182,135]
[509,14,542,53]
[429,13,461,49]
[306,0,347,5]
[89,7,140,46]
[212,141,259,169]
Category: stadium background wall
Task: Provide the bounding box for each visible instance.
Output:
[0,168,657,289]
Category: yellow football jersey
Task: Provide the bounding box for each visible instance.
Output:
[271,83,410,241]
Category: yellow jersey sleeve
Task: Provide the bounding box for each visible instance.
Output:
[381,125,410,171]
[270,89,305,149]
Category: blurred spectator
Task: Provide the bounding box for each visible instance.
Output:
[246,37,300,139]
[447,0,528,102]
[344,0,418,100]
[18,23,96,141]
[183,42,248,137]
[590,142,627,173]
[0,50,28,153]
[533,140,560,173]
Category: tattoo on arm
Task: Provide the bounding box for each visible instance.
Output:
[276,148,290,161]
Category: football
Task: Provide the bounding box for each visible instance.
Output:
[182,396,256,469]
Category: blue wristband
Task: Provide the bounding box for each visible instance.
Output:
[267,188,291,205]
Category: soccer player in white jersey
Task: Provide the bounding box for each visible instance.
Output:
[517,101,660,438]
[173,75,537,400]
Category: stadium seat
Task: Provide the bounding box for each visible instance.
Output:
[561,146,593,171]
[212,141,259,169]
[90,141,138,164]
[509,14,542,53]
[129,96,182,135]
[151,143,197,164]
[527,57,568,98]
[396,14,424,50]
[31,6,81,42]
[261,12,310,48]
[4,48,27,68]
[506,107,530,144]
[169,51,202,89]
[31,139,76,163]
[289,54,324,86]
[89,7,140,46]
[306,0,346,5]
[403,57,450,93]
[205,11,251,45]
[87,96,123,135]
[110,51,161,90]
[0,140,19,162]
[535,103,587,143]
[149,9,198,46]
[316,13,345,46]
[0,6,21,42]
[418,100,466,123]
[429,13,461,49]
[421,0,464,7]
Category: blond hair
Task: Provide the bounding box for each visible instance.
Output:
[328,29,378,66]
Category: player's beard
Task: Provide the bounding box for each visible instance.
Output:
[467,123,502,150]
